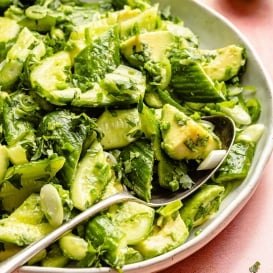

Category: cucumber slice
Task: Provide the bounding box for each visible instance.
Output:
[4,156,65,181]
[86,214,127,269]
[0,194,54,246]
[180,184,225,230]
[7,144,28,165]
[109,201,155,245]
[120,139,154,202]
[41,244,69,267]
[59,233,88,260]
[71,140,112,211]
[30,51,79,106]
[171,60,226,102]
[213,142,255,183]
[0,156,65,212]
[97,108,141,150]
[0,17,20,43]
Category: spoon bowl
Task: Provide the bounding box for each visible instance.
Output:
[0,115,235,273]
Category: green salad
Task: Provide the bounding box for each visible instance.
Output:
[0,0,265,271]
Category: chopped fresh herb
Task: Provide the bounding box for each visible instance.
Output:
[249,261,261,273]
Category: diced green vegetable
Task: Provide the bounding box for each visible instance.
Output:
[30,51,80,106]
[4,156,65,182]
[97,108,142,149]
[0,17,20,61]
[138,103,162,159]
[201,45,246,82]
[170,59,226,102]
[213,141,255,183]
[158,154,193,191]
[160,104,221,160]
[71,140,112,211]
[0,179,37,212]
[36,110,98,186]
[156,200,183,217]
[41,244,69,267]
[120,139,154,202]
[0,194,54,246]
[6,144,28,165]
[246,97,261,123]
[59,233,88,261]
[0,156,65,211]
[0,27,45,90]
[135,212,189,258]
[2,92,39,146]
[108,201,155,245]
[124,247,144,264]
[72,65,146,107]
[180,184,225,231]
[85,214,127,270]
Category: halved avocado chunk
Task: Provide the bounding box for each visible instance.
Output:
[121,30,174,89]
[121,30,174,65]
[160,104,221,160]
[134,213,189,259]
[200,45,246,82]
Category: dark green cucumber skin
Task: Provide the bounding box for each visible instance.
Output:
[170,60,225,102]
[214,141,255,182]
[85,214,125,268]
[120,139,154,202]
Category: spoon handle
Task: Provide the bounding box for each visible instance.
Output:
[0,191,136,273]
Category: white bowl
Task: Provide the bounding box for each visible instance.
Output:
[19,0,273,272]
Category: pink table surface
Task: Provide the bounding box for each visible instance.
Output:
[159,0,273,272]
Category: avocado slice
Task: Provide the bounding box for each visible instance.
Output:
[160,104,221,160]
[200,45,246,82]
[121,30,174,89]
[121,30,174,64]
[134,213,189,259]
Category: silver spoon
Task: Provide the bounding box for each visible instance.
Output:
[0,115,235,273]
